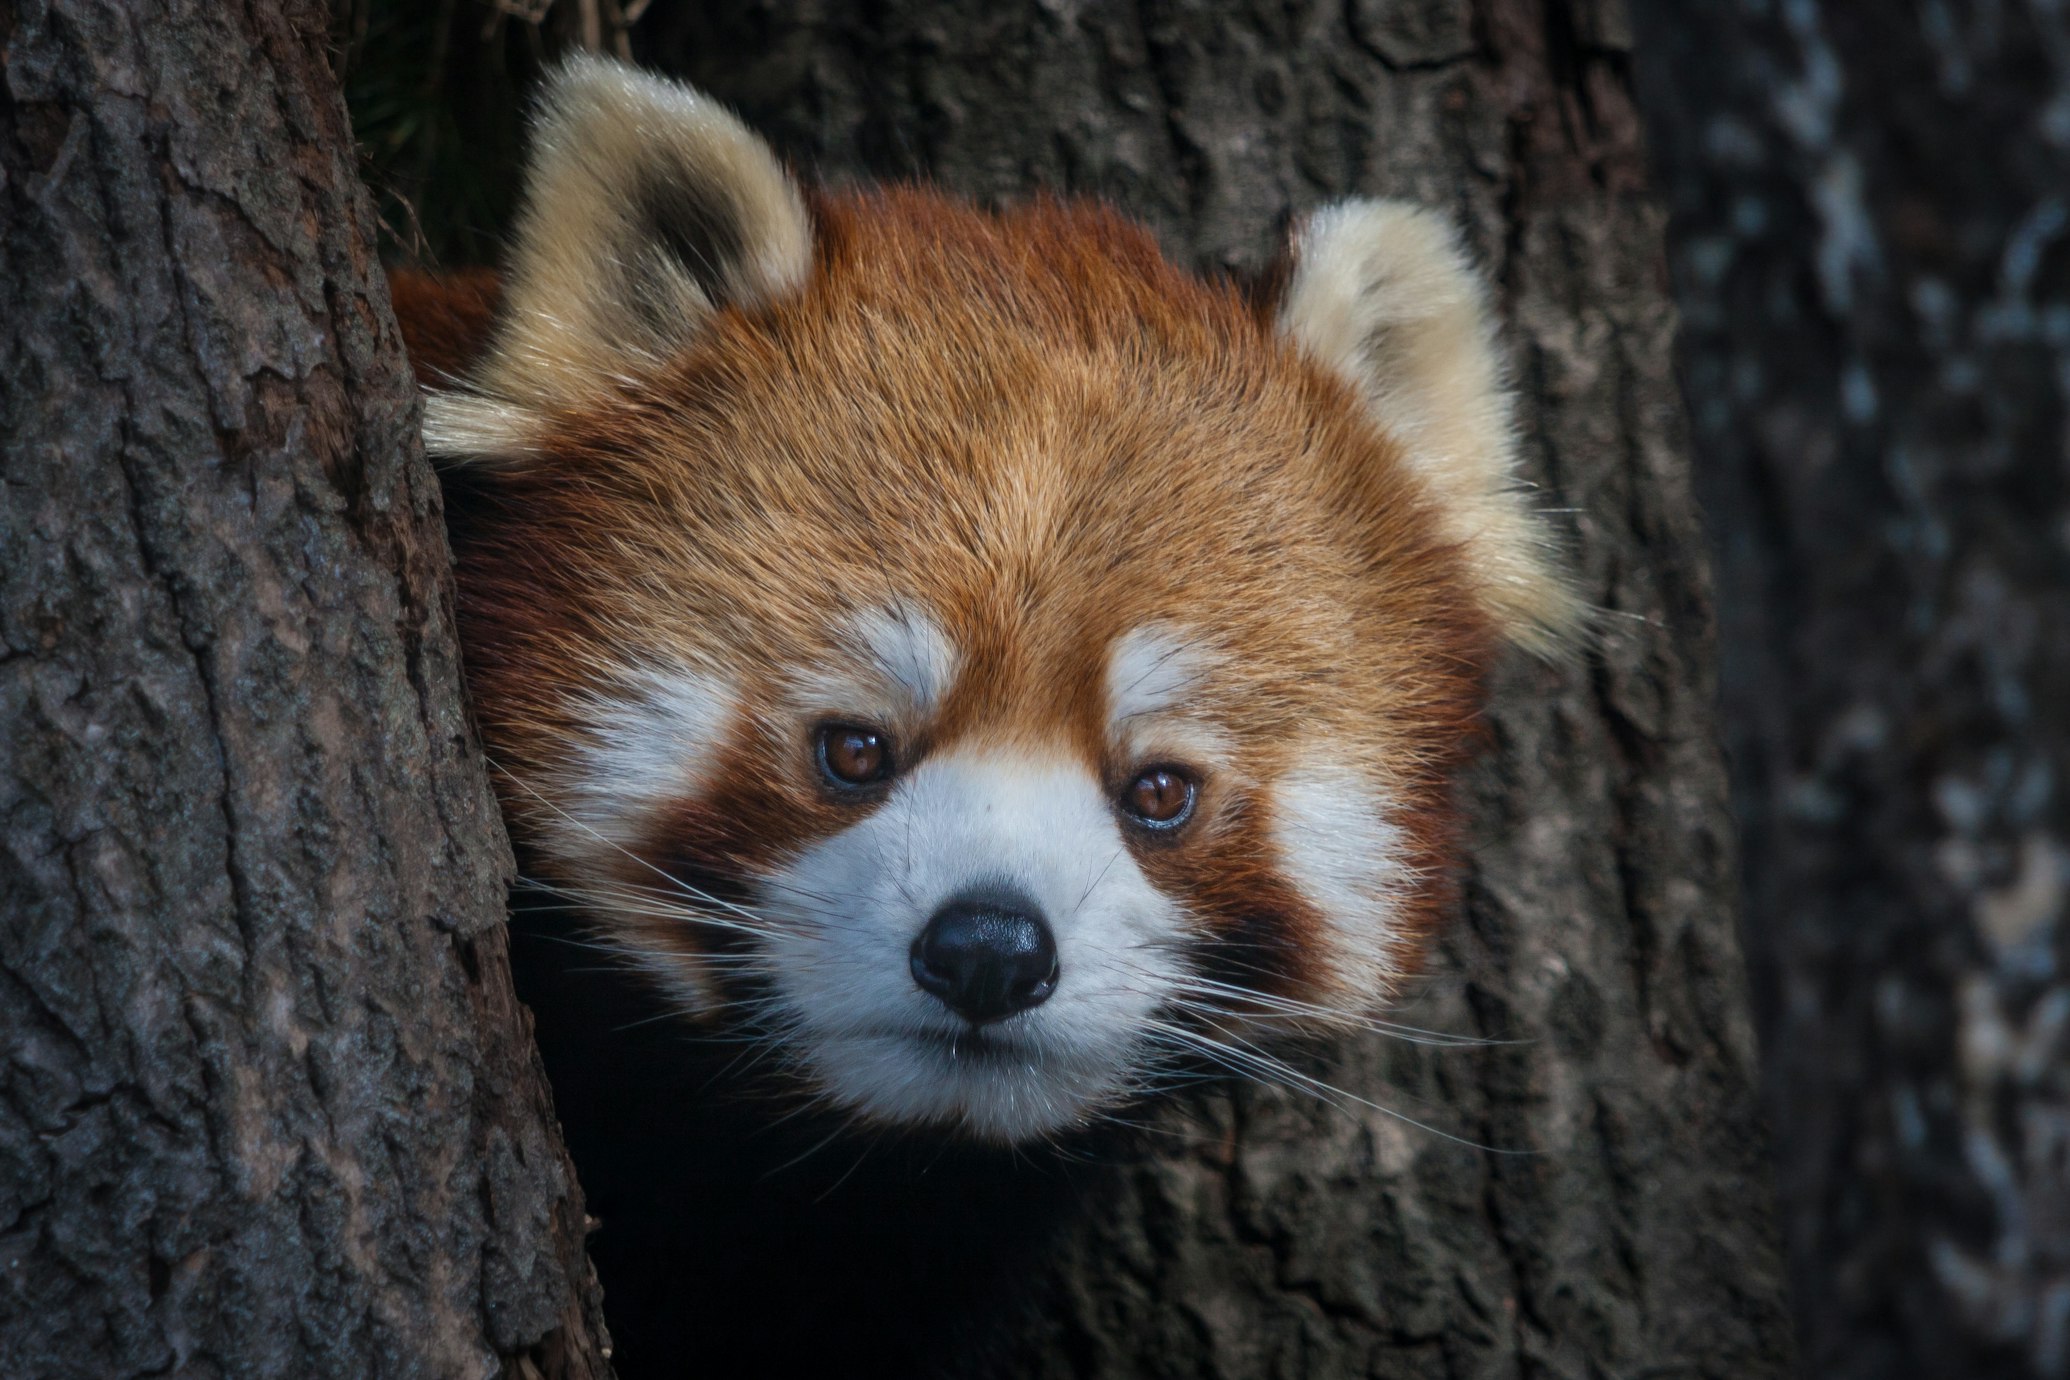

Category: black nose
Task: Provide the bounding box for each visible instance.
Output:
[911,888,1059,1025]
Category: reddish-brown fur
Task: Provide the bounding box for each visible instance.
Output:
[388,266,502,388]
[395,185,1491,1015]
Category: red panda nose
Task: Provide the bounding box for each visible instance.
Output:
[910,888,1059,1025]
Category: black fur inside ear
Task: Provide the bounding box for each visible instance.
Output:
[429,55,812,438]
[624,167,754,334]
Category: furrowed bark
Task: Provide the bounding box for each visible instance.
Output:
[0,3,610,1376]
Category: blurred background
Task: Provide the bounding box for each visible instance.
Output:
[1633,7,2070,1377]
[332,2,2070,1374]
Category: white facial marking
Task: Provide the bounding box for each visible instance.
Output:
[1270,758,1412,996]
[544,662,736,862]
[758,748,1190,1141]
[1106,625,1212,728]
[791,600,959,723]
[1105,625,1233,770]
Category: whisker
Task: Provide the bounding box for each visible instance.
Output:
[814,1141,876,1203]
[1140,1019,1531,1156]
[519,873,787,944]
[487,757,794,929]
[1072,848,1124,916]
[1163,979,1513,1047]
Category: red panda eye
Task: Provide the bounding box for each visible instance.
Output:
[1122,767,1196,828]
[816,724,893,788]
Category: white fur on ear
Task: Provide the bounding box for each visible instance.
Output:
[427,55,812,459]
[1278,200,1585,653]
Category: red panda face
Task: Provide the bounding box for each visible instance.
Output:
[405,58,1580,1143]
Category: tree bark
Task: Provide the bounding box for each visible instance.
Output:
[0,4,609,1377]
[1631,5,2070,1377]
[616,1,1797,1375]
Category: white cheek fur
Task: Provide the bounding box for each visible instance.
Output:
[756,748,1191,1141]
[539,662,736,865]
[1269,758,1413,997]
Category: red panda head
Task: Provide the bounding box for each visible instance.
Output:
[408,57,1581,1143]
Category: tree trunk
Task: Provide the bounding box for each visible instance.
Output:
[0,4,610,1377]
[609,1,1795,1374]
[1631,5,2070,1378]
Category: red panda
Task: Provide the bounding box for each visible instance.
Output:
[393,56,1579,1150]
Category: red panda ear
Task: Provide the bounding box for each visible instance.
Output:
[1273,201,1586,655]
[423,55,811,462]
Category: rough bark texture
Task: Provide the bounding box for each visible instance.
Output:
[0,3,610,1376]
[598,1,1792,1375]
[1631,6,2070,1378]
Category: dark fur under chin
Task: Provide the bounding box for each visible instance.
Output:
[507,879,1147,1378]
